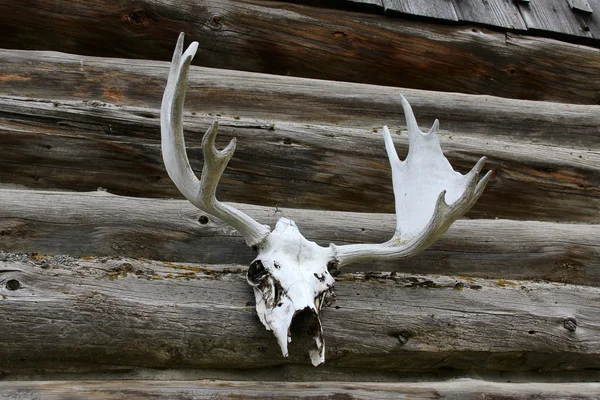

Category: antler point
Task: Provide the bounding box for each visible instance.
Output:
[182,42,199,63]
[427,119,440,136]
[439,189,448,202]
[473,156,487,174]
[225,137,237,154]
[476,170,494,195]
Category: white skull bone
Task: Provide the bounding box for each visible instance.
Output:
[247,218,335,366]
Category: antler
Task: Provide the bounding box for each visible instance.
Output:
[331,95,492,267]
[161,33,490,366]
[161,33,271,246]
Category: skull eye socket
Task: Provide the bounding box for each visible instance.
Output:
[248,259,268,285]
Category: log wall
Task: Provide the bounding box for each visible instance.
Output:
[1,255,599,374]
[0,0,599,104]
[1,52,599,221]
[1,0,600,390]
[2,380,600,399]
[0,189,598,286]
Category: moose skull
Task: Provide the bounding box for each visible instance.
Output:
[161,33,491,366]
[248,218,335,366]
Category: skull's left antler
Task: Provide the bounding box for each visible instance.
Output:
[330,96,492,267]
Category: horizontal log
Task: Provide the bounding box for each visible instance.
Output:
[0,189,599,286]
[0,0,599,104]
[2,380,600,399]
[0,97,599,222]
[1,49,600,149]
[1,255,599,374]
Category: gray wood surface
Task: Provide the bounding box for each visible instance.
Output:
[348,0,383,6]
[2,380,600,399]
[451,0,527,30]
[1,255,599,374]
[518,0,592,38]
[2,49,599,148]
[382,0,459,20]
[1,95,599,222]
[1,1,600,104]
[0,189,599,286]
[568,0,594,14]
[308,0,598,44]
[583,0,600,38]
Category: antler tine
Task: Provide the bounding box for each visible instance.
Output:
[331,95,490,266]
[161,33,271,246]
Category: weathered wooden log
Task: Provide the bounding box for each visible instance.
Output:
[1,96,599,222]
[1,254,599,374]
[2,380,600,399]
[0,0,599,104]
[1,48,600,148]
[0,189,598,286]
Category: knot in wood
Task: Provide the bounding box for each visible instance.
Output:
[6,279,21,290]
[563,317,578,332]
[398,331,410,345]
[127,9,147,25]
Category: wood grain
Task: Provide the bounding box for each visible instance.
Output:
[0,0,599,104]
[382,0,459,20]
[583,0,600,39]
[2,49,599,149]
[1,255,599,374]
[568,0,594,14]
[2,380,600,399]
[518,0,592,38]
[0,189,598,286]
[450,0,527,30]
[1,96,599,222]
[307,0,599,44]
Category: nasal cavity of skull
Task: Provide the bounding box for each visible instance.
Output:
[248,260,268,285]
[274,283,283,307]
[289,307,320,352]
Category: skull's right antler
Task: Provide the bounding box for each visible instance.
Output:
[161,33,271,246]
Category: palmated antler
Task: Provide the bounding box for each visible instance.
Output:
[331,96,492,267]
[161,33,271,246]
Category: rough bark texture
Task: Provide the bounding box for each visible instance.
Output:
[0,189,598,286]
[1,255,599,375]
[1,380,600,400]
[0,0,599,104]
[1,96,599,222]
